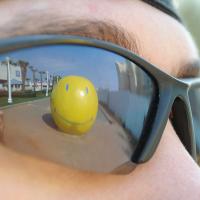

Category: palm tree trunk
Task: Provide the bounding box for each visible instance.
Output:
[18,60,29,92]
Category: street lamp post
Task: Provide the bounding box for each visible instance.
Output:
[49,75,52,90]
[39,71,45,92]
[6,57,13,104]
[46,71,49,97]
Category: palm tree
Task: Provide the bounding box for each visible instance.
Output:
[18,60,29,92]
[48,74,53,91]
[39,71,45,91]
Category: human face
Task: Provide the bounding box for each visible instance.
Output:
[0,0,199,169]
[0,0,199,73]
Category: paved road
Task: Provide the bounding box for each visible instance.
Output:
[3,98,135,173]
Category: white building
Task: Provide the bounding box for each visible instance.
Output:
[115,60,152,95]
[0,60,22,91]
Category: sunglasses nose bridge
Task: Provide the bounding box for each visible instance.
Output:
[161,78,197,159]
[171,96,197,160]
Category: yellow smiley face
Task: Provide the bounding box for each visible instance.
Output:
[50,76,98,135]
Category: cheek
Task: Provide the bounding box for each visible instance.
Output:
[0,111,4,141]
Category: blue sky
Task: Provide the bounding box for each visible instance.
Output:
[0,45,126,90]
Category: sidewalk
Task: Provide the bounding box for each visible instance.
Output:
[3,98,135,173]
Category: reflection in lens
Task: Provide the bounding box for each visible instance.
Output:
[0,45,155,173]
[50,75,98,135]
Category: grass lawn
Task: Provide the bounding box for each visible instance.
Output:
[0,91,51,107]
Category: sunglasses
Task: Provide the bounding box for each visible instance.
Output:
[0,35,199,172]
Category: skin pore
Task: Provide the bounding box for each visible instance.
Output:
[0,0,200,199]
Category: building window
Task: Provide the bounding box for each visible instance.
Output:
[16,71,21,77]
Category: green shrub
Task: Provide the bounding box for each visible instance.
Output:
[0,91,36,97]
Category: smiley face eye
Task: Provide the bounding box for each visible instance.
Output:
[66,84,69,91]
[85,87,89,94]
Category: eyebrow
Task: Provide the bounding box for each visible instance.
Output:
[1,17,140,55]
[2,16,199,78]
[177,59,200,78]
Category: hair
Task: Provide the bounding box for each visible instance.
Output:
[142,0,181,22]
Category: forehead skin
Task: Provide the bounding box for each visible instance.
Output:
[0,0,199,77]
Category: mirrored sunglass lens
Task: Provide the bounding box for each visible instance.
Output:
[0,44,155,173]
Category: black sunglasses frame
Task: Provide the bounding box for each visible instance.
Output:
[0,35,199,163]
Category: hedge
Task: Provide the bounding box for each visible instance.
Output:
[0,91,36,97]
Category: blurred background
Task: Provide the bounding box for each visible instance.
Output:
[174,0,200,51]
[174,0,200,165]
